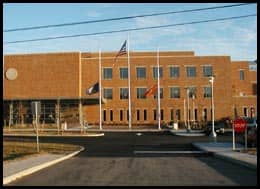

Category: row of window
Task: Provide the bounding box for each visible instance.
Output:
[102,108,212,122]
[103,107,255,122]
[103,66,213,79]
[238,107,256,118]
[103,86,212,99]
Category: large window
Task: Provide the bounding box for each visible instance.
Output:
[202,66,213,77]
[203,86,212,98]
[136,67,146,79]
[120,110,123,121]
[136,109,140,121]
[176,109,181,120]
[120,88,128,99]
[110,110,113,121]
[137,88,147,99]
[240,70,245,80]
[160,109,164,120]
[154,88,163,99]
[203,108,207,121]
[170,87,180,98]
[103,110,106,121]
[103,68,112,79]
[153,67,163,78]
[103,88,113,99]
[187,86,196,98]
[194,109,198,121]
[186,66,196,77]
[144,109,147,121]
[153,109,157,121]
[169,66,179,78]
[243,107,248,117]
[120,68,128,79]
[170,109,174,121]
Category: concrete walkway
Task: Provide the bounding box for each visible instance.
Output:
[3,147,84,185]
[170,129,257,170]
[3,153,63,178]
[193,142,257,170]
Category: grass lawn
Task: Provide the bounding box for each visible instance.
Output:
[3,141,81,162]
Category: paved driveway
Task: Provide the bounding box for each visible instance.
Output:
[5,131,257,186]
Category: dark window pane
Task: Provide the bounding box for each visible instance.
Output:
[203,66,213,77]
[170,67,179,78]
[103,68,112,79]
[136,67,146,79]
[120,68,128,79]
[186,67,196,77]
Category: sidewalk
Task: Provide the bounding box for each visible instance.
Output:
[3,147,84,185]
[193,142,257,170]
[170,129,257,170]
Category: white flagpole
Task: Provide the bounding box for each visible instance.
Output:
[157,47,161,130]
[128,34,131,129]
[184,99,186,128]
[99,48,102,130]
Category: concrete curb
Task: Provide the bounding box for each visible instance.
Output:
[169,130,206,136]
[3,133,105,137]
[192,143,257,170]
[213,153,257,170]
[3,146,85,185]
[89,129,167,132]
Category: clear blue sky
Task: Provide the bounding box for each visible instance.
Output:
[3,3,257,61]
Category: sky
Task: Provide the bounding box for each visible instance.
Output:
[3,3,257,62]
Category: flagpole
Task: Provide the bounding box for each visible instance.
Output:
[184,99,186,128]
[157,47,161,130]
[128,34,131,130]
[99,48,102,130]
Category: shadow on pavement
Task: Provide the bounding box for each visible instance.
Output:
[196,156,257,186]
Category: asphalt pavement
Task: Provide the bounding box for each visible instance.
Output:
[3,129,257,185]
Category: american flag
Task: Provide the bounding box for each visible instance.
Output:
[114,40,127,62]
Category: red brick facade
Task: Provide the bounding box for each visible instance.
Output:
[3,51,257,125]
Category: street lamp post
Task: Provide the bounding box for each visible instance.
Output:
[186,88,191,132]
[209,76,217,138]
[192,94,195,127]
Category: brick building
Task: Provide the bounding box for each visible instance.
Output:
[3,51,257,128]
